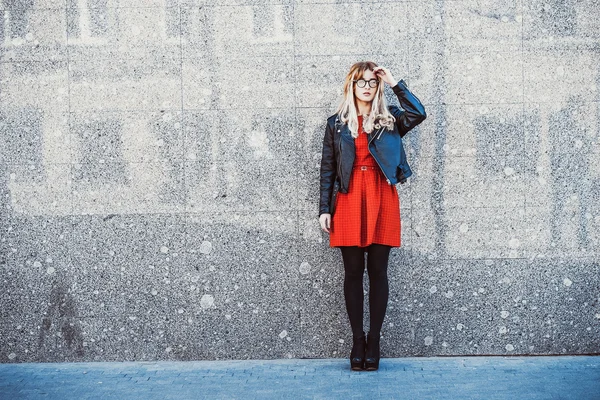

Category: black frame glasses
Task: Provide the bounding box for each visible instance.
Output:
[352,79,379,88]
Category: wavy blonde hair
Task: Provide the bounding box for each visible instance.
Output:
[335,61,396,139]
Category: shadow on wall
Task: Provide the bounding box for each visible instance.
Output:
[39,280,86,358]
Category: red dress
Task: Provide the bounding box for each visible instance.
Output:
[329,115,401,248]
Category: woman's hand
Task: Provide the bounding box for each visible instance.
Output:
[372,66,397,87]
[319,213,331,233]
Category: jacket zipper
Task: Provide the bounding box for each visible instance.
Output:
[367,129,391,184]
[337,124,343,189]
[368,126,384,144]
[368,146,391,184]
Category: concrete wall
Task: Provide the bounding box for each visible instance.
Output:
[1,0,599,362]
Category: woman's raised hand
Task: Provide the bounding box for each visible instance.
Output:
[372,66,397,87]
[319,213,331,233]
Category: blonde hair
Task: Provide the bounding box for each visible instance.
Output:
[334,61,396,139]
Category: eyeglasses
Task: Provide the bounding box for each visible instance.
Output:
[352,79,379,88]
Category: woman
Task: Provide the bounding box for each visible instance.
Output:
[318,61,427,371]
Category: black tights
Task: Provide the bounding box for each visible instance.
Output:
[340,244,390,338]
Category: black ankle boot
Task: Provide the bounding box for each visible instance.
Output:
[365,331,380,371]
[350,331,366,371]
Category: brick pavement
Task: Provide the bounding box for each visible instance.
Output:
[1,355,599,399]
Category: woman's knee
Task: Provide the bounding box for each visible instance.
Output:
[340,246,365,276]
[366,244,390,276]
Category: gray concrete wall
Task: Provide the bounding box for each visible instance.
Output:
[1,0,599,363]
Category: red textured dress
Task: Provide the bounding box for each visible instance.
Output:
[329,115,401,248]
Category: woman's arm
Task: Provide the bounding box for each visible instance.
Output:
[389,79,427,137]
[371,66,427,138]
[319,121,337,217]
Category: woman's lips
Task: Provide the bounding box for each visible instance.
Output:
[363,92,371,95]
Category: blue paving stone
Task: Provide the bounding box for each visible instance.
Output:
[0,356,599,399]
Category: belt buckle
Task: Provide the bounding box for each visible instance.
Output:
[360,166,367,171]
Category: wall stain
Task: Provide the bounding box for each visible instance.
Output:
[38,278,85,358]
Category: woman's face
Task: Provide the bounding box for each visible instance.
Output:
[353,68,379,103]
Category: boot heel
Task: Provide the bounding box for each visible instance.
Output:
[365,331,380,371]
[350,331,366,371]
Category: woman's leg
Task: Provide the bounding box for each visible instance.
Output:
[339,246,366,337]
[366,243,391,336]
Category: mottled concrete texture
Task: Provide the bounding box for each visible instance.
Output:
[1,0,599,363]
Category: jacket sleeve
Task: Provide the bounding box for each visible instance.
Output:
[389,79,427,138]
[319,120,337,217]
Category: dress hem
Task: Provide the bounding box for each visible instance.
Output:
[330,241,401,248]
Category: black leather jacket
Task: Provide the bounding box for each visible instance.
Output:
[319,79,427,217]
